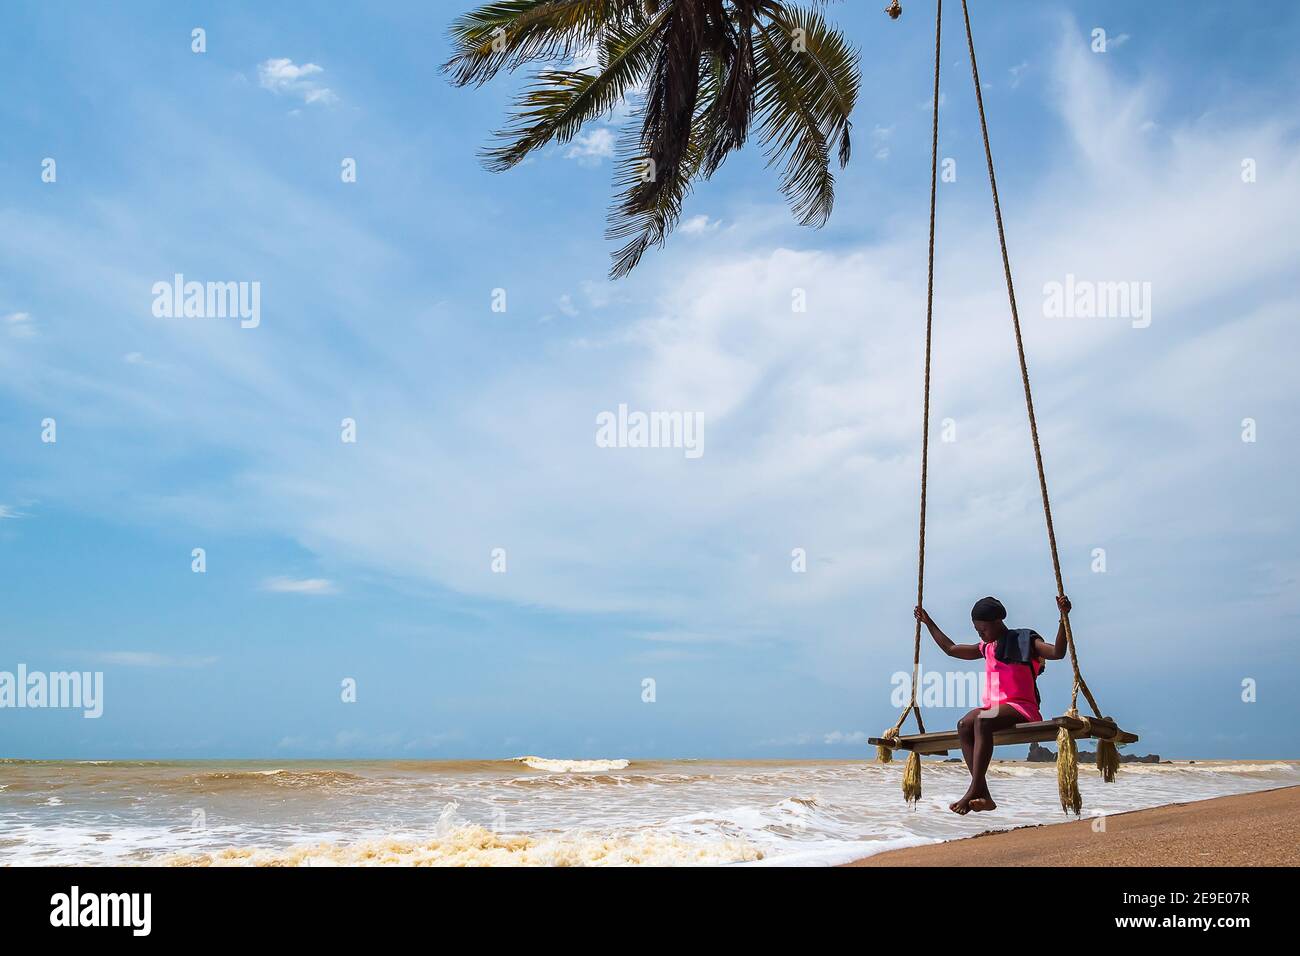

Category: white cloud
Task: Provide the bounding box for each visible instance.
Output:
[564,128,616,164]
[4,311,34,338]
[870,124,894,160]
[1009,61,1030,88]
[823,730,869,745]
[681,214,721,235]
[580,279,621,309]
[257,58,337,105]
[122,351,168,369]
[262,576,337,595]
[91,652,218,668]
[0,504,22,519]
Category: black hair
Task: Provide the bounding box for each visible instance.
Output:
[971,596,1007,622]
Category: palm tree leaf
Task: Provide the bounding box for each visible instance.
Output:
[703,0,759,175]
[605,58,721,278]
[636,0,709,215]
[752,5,860,226]
[482,10,668,171]
[444,0,644,87]
[760,2,858,166]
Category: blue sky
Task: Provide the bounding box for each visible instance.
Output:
[1,1,1297,760]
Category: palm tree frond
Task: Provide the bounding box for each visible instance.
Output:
[752,6,859,227]
[605,68,718,278]
[444,0,643,87]
[482,11,667,171]
[702,0,759,175]
[635,0,709,214]
[447,0,864,277]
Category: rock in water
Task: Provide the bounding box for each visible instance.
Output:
[1027,742,1056,762]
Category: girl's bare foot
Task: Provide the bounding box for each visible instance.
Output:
[949,797,972,815]
[968,797,997,812]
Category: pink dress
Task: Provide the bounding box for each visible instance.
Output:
[981,640,1042,722]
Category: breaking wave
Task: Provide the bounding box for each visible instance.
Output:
[511,757,631,773]
[163,826,761,867]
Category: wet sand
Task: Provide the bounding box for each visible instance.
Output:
[844,785,1300,867]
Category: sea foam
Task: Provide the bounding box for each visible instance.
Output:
[163,825,761,867]
[511,756,631,773]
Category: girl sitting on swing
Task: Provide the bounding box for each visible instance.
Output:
[913,594,1072,814]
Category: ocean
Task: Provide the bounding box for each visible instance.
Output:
[2,757,1295,866]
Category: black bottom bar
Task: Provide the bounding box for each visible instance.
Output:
[0,864,1280,941]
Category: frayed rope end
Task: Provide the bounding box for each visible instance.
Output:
[1056,724,1082,815]
[902,751,922,806]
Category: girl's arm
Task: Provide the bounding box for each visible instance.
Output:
[1033,595,1072,661]
[915,606,982,660]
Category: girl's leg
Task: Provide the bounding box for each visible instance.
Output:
[951,709,981,814]
[965,704,1023,812]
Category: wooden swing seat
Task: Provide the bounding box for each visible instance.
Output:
[869,715,1138,756]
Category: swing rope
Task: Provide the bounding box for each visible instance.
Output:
[878,1,1120,812]
[875,0,942,809]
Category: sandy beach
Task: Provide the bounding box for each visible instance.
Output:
[844,785,1300,867]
